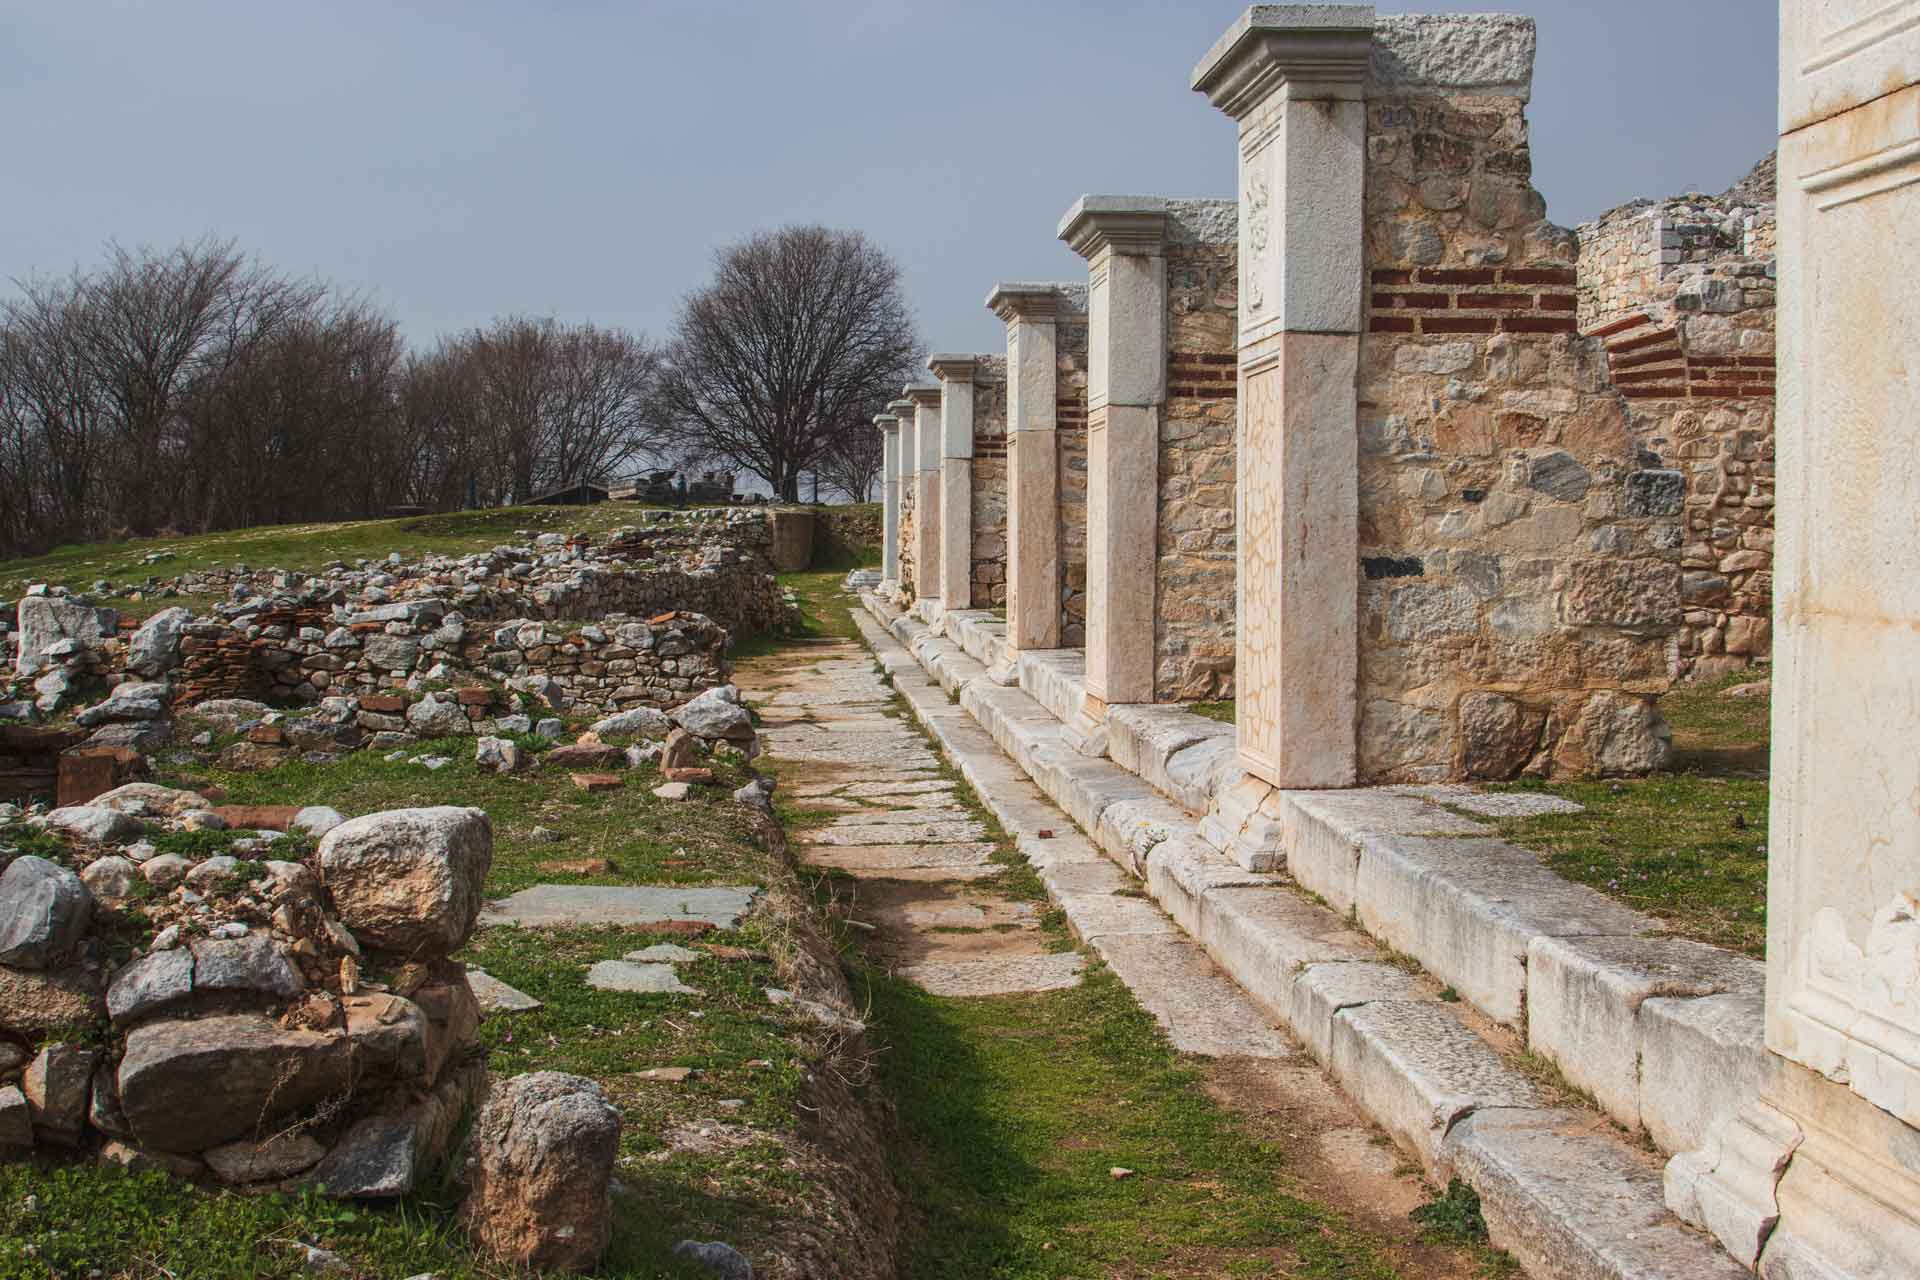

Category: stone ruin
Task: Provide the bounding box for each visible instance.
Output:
[868,4,1920,1276]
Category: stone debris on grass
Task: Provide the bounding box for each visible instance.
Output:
[653,781,692,801]
[466,968,543,1013]
[482,884,760,930]
[626,943,702,963]
[673,1239,754,1279]
[586,960,699,995]
[764,987,864,1034]
[462,1071,620,1273]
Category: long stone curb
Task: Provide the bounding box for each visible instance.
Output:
[857,593,1747,1280]
[934,606,1769,1168]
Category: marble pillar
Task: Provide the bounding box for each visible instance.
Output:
[929,355,978,612]
[988,284,1068,652]
[1663,8,1920,1276]
[906,382,944,615]
[1194,5,1368,790]
[1058,197,1166,751]
[876,414,901,591]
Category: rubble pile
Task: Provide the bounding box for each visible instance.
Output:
[0,787,489,1197]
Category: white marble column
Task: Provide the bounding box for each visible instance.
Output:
[906,383,944,616]
[928,356,978,613]
[876,414,901,590]
[1194,5,1369,790]
[1058,197,1166,749]
[988,284,1065,652]
[1665,8,1920,1276]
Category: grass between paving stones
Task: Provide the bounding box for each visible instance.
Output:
[766,588,1499,1279]
[1490,669,1772,956]
[1189,699,1236,726]
[0,712,867,1277]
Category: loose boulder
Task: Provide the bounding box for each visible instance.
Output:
[588,707,672,739]
[671,686,754,742]
[318,807,492,957]
[22,1043,99,1143]
[406,694,471,737]
[44,805,144,846]
[16,595,115,678]
[127,607,193,678]
[117,1013,350,1152]
[462,1072,620,1273]
[0,856,92,969]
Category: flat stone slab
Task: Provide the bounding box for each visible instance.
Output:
[626,943,702,963]
[804,843,998,873]
[808,821,990,846]
[822,807,977,827]
[1394,785,1586,818]
[482,884,761,929]
[840,780,960,799]
[897,952,1085,996]
[1444,1107,1751,1280]
[465,968,543,1013]
[1093,932,1293,1059]
[587,960,698,995]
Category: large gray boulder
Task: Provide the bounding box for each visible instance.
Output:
[406,694,471,737]
[90,782,210,820]
[671,685,753,742]
[117,1014,351,1152]
[462,1072,620,1272]
[318,807,492,957]
[45,805,145,846]
[0,856,92,969]
[75,680,172,728]
[589,707,672,739]
[15,595,115,677]
[127,607,193,677]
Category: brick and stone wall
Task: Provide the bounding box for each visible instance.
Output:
[1157,201,1239,701]
[898,470,916,599]
[1576,158,1777,678]
[969,357,1010,609]
[1056,305,1091,647]
[1356,84,1682,781]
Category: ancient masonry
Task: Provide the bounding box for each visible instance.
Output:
[868,5,1919,1278]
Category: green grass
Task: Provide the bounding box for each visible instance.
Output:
[1190,700,1236,726]
[1490,668,1772,955]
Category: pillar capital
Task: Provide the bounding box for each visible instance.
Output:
[873,413,898,434]
[987,282,1066,323]
[886,397,914,419]
[1057,196,1168,260]
[927,354,979,384]
[904,382,942,410]
[1191,5,1375,118]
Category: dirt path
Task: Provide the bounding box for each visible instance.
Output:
[737,632,1494,1280]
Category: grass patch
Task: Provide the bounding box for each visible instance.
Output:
[1484,667,1772,955]
[1190,700,1236,726]
[865,962,1438,1279]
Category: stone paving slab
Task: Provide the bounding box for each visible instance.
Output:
[1092,933,1292,1058]
[808,820,990,846]
[1445,1107,1751,1280]
[801,843,999,873]
[482,884,761,929]
[466,967,542,1013]
[821,807,977,827]
[896,952,1085,997]
[587,960,698,995]
[1392,785,1587,818]
[1328,999,1544,1179]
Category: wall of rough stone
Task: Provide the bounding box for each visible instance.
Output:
[1576,165,1777,679]
[1056,310,1091,647]
[969,357,1010,610]
[898,457,916,598]
[1356,87,1682,781]
[1157,201,1239,702]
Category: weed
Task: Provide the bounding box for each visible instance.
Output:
[1410,1179,1488,1245]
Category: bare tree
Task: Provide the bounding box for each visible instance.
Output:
[658,226,920,501]
[815,414,886,503]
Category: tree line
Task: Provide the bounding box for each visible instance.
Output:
[0,228,919,558]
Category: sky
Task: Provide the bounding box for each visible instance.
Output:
[0,1,1778,358]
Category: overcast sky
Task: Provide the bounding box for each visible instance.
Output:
[1,1,1777,358]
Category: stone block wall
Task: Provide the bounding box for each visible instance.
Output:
[969,356,1010,609]
[898,462,916,598]
[1576,163,1777,678]
[1356,86,1682,781]
[1057,309,1091,647]
[1157,200,1239,701]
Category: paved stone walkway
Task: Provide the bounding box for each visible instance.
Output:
[743,640,1083,996]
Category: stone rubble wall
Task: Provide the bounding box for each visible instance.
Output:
[1575,168,1778,679]
[968,357,1010,610]
[1157,202,1239,702]
[1056,313,1091,647]
[1358,86,1681,781]
[897,457,916,598]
